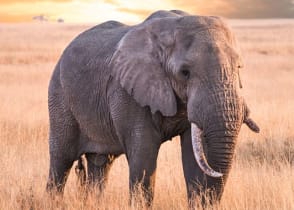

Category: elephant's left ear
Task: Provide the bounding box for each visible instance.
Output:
[110,25,177,116]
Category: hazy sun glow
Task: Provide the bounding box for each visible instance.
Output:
[0,0,232,23]
[0,0,293,23]
[0,0,163,23]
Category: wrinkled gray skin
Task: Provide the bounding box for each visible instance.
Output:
[46,10,259,206]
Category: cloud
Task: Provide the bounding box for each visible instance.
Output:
[227,0,294,18]
[116,8,152,19]
[170,0,294,18]
[0,1,113,23]
[105,0,294,18]
[0,0,72,4]
[0,0,293,23]
[0,13,32,22]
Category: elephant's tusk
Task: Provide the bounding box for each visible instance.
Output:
[191,123,223,178]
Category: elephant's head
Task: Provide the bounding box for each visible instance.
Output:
[111,15,259,186]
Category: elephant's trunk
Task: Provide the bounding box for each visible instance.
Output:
[189,88,243,180]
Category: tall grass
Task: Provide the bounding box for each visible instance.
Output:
[0,20,293,209]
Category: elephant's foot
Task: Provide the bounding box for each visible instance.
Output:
[46,166,70,197]
[186,187,222,209]
[128,156,158,207]
[47,154,74,194]
[129,181,155,208]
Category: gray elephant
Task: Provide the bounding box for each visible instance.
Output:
[46,10,259,206]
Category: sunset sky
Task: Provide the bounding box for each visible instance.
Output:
[0,0,294,23]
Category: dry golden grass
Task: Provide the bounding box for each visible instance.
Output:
[0,20,293,209]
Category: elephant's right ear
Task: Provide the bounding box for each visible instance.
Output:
[110,25,177,116]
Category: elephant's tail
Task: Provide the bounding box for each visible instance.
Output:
[75,156,87,186]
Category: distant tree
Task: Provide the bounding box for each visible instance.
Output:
[32,15,48,22]
[57,18,64,23]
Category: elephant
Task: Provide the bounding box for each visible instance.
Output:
[46,10,259,206]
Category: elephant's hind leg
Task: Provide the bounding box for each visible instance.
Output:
[46,96,80,194]
[86,153,116,192]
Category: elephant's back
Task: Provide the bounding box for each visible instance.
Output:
[58,20,130,94]
[60,21,130,77]
[56,21,130,144]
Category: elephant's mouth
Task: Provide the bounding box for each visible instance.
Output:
[191,123,223,178]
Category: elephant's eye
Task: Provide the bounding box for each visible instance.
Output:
[181,69,190,80]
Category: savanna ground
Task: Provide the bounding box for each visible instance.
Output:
[0,19,293,209]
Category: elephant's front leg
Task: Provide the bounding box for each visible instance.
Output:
[180,128,205,205]
[181,128,223,207]
[126,128,161,207]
